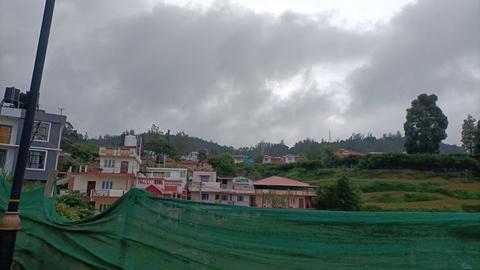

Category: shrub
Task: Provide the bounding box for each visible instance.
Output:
[358,153,479,171]
[56,191,94,221]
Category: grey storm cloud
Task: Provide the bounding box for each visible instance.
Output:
[1,0,479,147]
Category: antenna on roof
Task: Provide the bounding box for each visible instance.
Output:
[58,107,65,115]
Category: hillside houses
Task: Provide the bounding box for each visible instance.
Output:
[65,135,315,212]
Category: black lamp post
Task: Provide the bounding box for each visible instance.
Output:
[0,0,56,268]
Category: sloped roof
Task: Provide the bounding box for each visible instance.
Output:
[253,176,310,187]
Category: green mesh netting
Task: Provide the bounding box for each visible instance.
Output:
[1,177,479,270]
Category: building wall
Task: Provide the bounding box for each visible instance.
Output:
[144,167,188,183]
[0,111,24,173]
[72,174,130,193]
[93,197,118,212]
[190,192,251,206]
[191,171,216,183]
[0,108,66,181]
[99,156,140,174]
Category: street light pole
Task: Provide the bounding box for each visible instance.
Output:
[0,0,56,268]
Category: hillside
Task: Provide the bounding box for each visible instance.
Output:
[76,126,463,155]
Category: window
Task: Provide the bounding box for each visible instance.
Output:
[237,195,244,202]
[221,194,228,201]
[215,194,220,200]
[200,175,210,182]
[180,170,186,178]
[0,149,6,169]
[27,150,46,170]
[32,122,50,142]
[0,125,12,144]
[201,193,209,200]
[104,160,115,168]
[101,181,113,189]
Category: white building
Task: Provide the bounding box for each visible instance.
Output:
[68,135,141,212]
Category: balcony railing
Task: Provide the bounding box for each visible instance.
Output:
[90,189,126,198]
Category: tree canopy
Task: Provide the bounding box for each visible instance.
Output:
[315,176,361,211]
[461,115,476,155]
[208,153,236,177]
[474,120,480,156]
[404,94,448,154]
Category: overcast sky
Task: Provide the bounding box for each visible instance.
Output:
[1,0,479,147]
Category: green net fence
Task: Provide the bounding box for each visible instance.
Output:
[1,177,479,270]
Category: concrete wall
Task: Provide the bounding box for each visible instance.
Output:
[190,192,251,206]
[99,156,140,174]
[72,174,130,192]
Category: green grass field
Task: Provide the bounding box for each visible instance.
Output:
[300,169,480,212]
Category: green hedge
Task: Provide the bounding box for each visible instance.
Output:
[357,153,479,171]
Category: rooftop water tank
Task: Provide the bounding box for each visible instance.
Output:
[124,135,137,147]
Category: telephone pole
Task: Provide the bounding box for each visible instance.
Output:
[0,1,56,268]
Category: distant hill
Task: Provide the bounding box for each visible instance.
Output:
[82,129,463,156]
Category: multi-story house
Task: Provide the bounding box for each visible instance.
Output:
[135,167,188,199]
[232,155,245,164]
[68,135,141,212]
[253,176,316,209]
[0,89,66,181]
[188,171,254,206]
[262,154,300,165]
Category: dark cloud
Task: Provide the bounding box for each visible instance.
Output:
[346,0,480,142]
[1,0,478,146]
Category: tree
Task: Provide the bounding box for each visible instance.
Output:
[208,153,236,176]
[316,176,361,211]
[197,149,208,165]
[461,115,476,155]
[404,94,448,154]
[305,144,335,167]
[474,120,480,156]
[145,138,178,159]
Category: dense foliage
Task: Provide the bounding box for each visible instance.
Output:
[208,153,236,177]
[56,191,94,221]
[474,120,480,156]
[461,115,477,155]
[404,94,448,154]
[315,177,361,211]
[358,153,479,171]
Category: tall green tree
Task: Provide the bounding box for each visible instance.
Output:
[461,115,477,155]
[474,120,480,156]
[208,153,236,177]
[404,94,448,154]
[316,176,361,211]
[197,149,208,165]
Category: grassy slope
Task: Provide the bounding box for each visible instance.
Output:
[297,169,480,212]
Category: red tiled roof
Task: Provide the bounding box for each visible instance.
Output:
[253,176,310,187]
